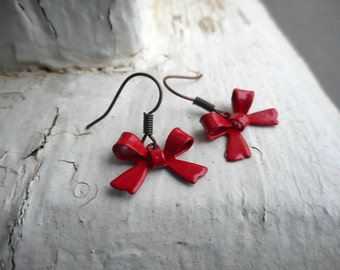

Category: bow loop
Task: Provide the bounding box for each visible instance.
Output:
[112,132,148,161]
[232,89,254,114]
[163,128,194,158]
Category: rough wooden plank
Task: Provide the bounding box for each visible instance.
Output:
[0,0,339,269]
[0,0,142,71]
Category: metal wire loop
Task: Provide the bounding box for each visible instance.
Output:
[193,97,216,112]
[163,74,217,112]
[85,72,163,130]
[142,113,157,146]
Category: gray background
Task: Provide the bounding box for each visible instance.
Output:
[261,0,340,108]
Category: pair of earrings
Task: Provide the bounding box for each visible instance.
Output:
[86,72,278,194]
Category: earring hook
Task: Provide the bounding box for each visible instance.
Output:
[86,72,163,130]
[163,74,203,101]
[163,74,222,114]
[85,72,163,147]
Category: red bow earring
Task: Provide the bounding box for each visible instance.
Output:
[163,74,279,161]
[86,73,207,194]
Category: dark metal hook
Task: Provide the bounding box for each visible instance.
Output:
[86,72,163,130]
[163,74,221,113]
[163,74,203,101]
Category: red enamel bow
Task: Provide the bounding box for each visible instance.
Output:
[111,128,208,194]
[200,89,278,161]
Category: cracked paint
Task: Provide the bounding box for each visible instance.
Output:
[108,0,117,54]
[238,9,251,25]
[36,0,58,39]
[15,0,33,24]
[16,1,25,12]
[8,160,42,270]
[0,151,8,161]
[6,107,60,269]
[24,107,59,159]
[1,0,142,71]
[262,206,266,222]
[58,159,98,207]
[58,159,78,185]
[80,185,98,207]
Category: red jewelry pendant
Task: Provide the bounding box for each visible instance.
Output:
[111,128,208,194]
[200,89,278,161]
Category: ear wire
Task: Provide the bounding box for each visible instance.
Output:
[86,72,163,147]
[163,74,221,113]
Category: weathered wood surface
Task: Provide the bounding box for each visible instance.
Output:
[0,0,141,71]
[0,0,339,269]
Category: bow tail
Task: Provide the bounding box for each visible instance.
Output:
[248,108,278,126]
[226,131,251,161]
[166,159,208,184]
[110,161,149,194]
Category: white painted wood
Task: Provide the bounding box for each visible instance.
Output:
[0,0,339,269]
[0,0,142,71]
